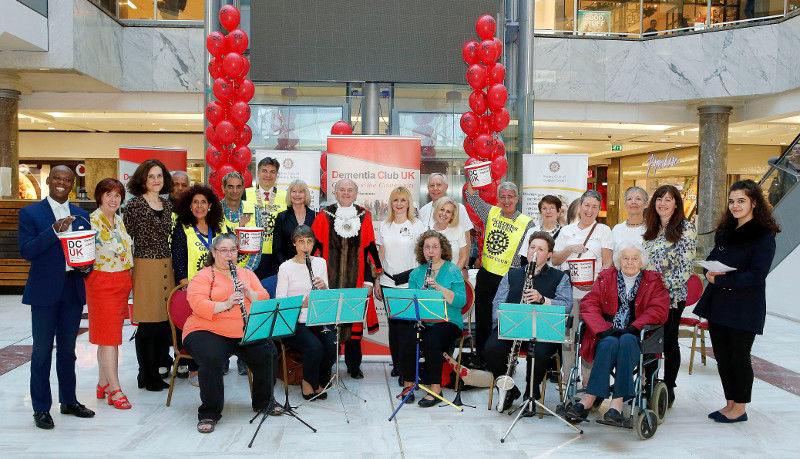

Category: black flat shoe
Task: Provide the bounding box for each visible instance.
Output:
[715,412,748,423]
[302,392,316,401]
[397,389,415,403]
[33,411,54,429]
[501,386,521,412]
[708,410,723,420]
[390,367,400,377]
[597,408,626,427]
[60,403,95,418]
[668,387,675,408]
[418,393,441,408]
[565,402,589,420]
[316,392,327,400]
[350,369,364,379]
[397,376,404,387]
[144,383,164,392]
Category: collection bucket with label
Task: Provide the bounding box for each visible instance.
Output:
[57,230,97,267]
[464,161,493,189]
[567,257,596,285]
[236,227,263,253]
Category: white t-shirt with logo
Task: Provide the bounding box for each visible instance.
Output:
[554,221,614,299]
[376,219,426,288]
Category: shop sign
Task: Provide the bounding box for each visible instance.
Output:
[646,152,680,177]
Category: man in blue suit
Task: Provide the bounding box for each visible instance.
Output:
[18,166,95,429]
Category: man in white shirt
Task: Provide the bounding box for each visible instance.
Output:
[417,174,472,265]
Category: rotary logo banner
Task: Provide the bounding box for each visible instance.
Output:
[522,154,588,226]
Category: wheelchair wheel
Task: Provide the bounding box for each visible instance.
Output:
[649,382,668,425]
[634,408,658,440]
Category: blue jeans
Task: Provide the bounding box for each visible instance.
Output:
[586,334,639,401]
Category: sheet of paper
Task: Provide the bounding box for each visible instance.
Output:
[696,260,737,273]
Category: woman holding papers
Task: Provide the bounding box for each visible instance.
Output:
[183,234,275,433]
[695,180,780,424]
[276,225,334,401]
[642,185,697,407]
[396,230,466,407]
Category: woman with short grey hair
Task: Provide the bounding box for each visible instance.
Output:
[613,240,650,269]
[612,186,649,250]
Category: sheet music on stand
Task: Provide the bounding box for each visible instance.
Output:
[384,288,448,323]
[241,295,303,345]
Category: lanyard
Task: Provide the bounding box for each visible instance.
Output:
[194,224,214,250]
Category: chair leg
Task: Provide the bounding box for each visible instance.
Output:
[556,354,563,401]
[688,326,698,375]
[700,329,707,366]
[454,339,464,397]
[166,357,179,407]
[539,377,546,419]
[488,374,494,411]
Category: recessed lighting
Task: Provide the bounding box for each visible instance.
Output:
[675,144,682,147]
[159,128,166,131]
[660,139,667,142]
[780,142,787,145]
[47,127,55,130]
[556,135,563,138]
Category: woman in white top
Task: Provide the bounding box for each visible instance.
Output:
[374,187,426,379]
[431,197,468,270]
[552,190,614,375]
[276,225,333,400]
[612,186,648,249]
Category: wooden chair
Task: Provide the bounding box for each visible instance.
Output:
[679,274,706,374]
[451,280,476,402]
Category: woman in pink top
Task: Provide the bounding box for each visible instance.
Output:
[276,225,334,400]
[183,233,276,433]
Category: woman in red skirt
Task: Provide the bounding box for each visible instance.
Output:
[86,178,134,409]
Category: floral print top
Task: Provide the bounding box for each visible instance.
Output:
[90,209,134,272]
[644,220,697,308]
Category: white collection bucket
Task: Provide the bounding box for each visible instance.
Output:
[236,227,263,254]
[57,230,97,267]
[464,161,493,189]
[567,257,596,286]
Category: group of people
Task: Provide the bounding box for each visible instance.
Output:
[19,161,778,433]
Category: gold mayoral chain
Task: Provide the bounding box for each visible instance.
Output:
[324,206,365,238]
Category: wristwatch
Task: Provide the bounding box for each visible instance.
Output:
[536,297,546,305]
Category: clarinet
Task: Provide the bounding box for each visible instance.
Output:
[306,254,330,333]
[422,257,433,290]
[228,261,249,333]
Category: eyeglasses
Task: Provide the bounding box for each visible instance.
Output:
[215,248,238,254]
[423,245,441,250]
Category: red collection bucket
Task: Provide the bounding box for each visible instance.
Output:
[567,257,596,285]
[464,161,493,189]
[57,230,97,267]
[236,227,263,254]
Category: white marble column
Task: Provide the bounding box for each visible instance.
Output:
[696,105,732,260]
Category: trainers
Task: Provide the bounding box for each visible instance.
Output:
[176,365,189,379]
[189,374,199,387]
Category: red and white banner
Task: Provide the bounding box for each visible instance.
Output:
[119,146,187,196]
[326,135,421,357]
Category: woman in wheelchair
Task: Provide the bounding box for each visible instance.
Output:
[565,241,669,424]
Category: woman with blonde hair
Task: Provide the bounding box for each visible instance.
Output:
[431,197,468,269]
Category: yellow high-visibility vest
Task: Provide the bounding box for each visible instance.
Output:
[244,186,287,254]
[481,206,532,276]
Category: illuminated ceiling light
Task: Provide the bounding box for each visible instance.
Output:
[121,0,137,9]
[47,127,55,130]
[675,144,682,147]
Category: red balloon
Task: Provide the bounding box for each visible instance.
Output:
[235,78,255,102]
[487,84,508,110]
[466,64,488,90]
[492,140,506,160]
[493,37,504,60]
[479,180,499,205]
[218,163,236,180]
[488,62,505,85]
[463,136,477,158]
[206,32,226,58]
[209,57,223,79]
[479,115,492,135]
[215,120,236,145]
[205,101,225,125]
[469,90,488,115]
[205,146,227,170]
[491,108,510,132]
[241,169,253,188]
[474,134,495,160]
[320,173,328,194]
[229,101,251,126]
[230,145,252,172]
[476,14,497,40]
[213,78,233,103]
[320,151,327,171]
[491,155,508,180]
[331,121,352,135]
[460,112,479,137]
[226,29,249,54]
[205,124,218,146]
[465,156,480,168]
[219,5,241,32]
[462,41,480,65]
[223,53,245,79]
[236,124,252,146]
[238,56,250,79]
[208,168,222,189]
[479,39,499,65]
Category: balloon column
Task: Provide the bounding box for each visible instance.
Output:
[461,14,509,262]
[319,121,353,195]
[205,5,255,197]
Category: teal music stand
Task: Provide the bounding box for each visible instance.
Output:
[303,288,370,423]
[384,288,462,420]
[496,303,583,440]
[242,295,316,446]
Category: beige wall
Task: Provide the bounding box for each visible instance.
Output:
[19,131,204,161]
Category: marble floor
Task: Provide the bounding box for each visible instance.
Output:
[0,294,797,458]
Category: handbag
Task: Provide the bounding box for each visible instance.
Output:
[277,347,304,386]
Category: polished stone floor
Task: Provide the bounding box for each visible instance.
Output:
[0,293,797,458]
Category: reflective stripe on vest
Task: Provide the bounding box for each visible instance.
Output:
[244,186,287,254]
[223,202,257,268]
[183,224,211,281]
[481,206,532,276]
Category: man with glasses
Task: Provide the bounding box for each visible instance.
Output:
[465,182,536,362]
[243,157,287,279]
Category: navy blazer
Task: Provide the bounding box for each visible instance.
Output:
[18,199,91,307]
[694,219,775,335]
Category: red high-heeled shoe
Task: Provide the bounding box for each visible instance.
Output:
[96,383,109,399]
[108,389,132,410]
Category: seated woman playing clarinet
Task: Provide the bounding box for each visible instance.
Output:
[276,225,335,401]
[483,232,573,412]
[183,233,279,434]
[397,230,466,407]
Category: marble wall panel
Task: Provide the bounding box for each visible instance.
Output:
[701,30,741,98]
[734,25,778,97]
[0,0,73,70]
[532,37,570,101]
[151,28,204,93]
[72,0,123,89]
[637,38,674,103]
[567,38,606,102]
[665,34,704,102]
[776,16,800,93]
[122,28,156,92]
[604,40,640,103]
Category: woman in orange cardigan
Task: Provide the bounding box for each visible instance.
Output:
[183,233,278,433]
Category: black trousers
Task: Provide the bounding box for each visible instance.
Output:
[284,323,337,390]
[382,285,410,369]
[475,267,503,355]
[398,322,461,385]
[344,339,362,372]
[483,329,560,399]
[184,330,276,422]
[708,322,756,403]
[662,301,686,388]
[136,321,171,386]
